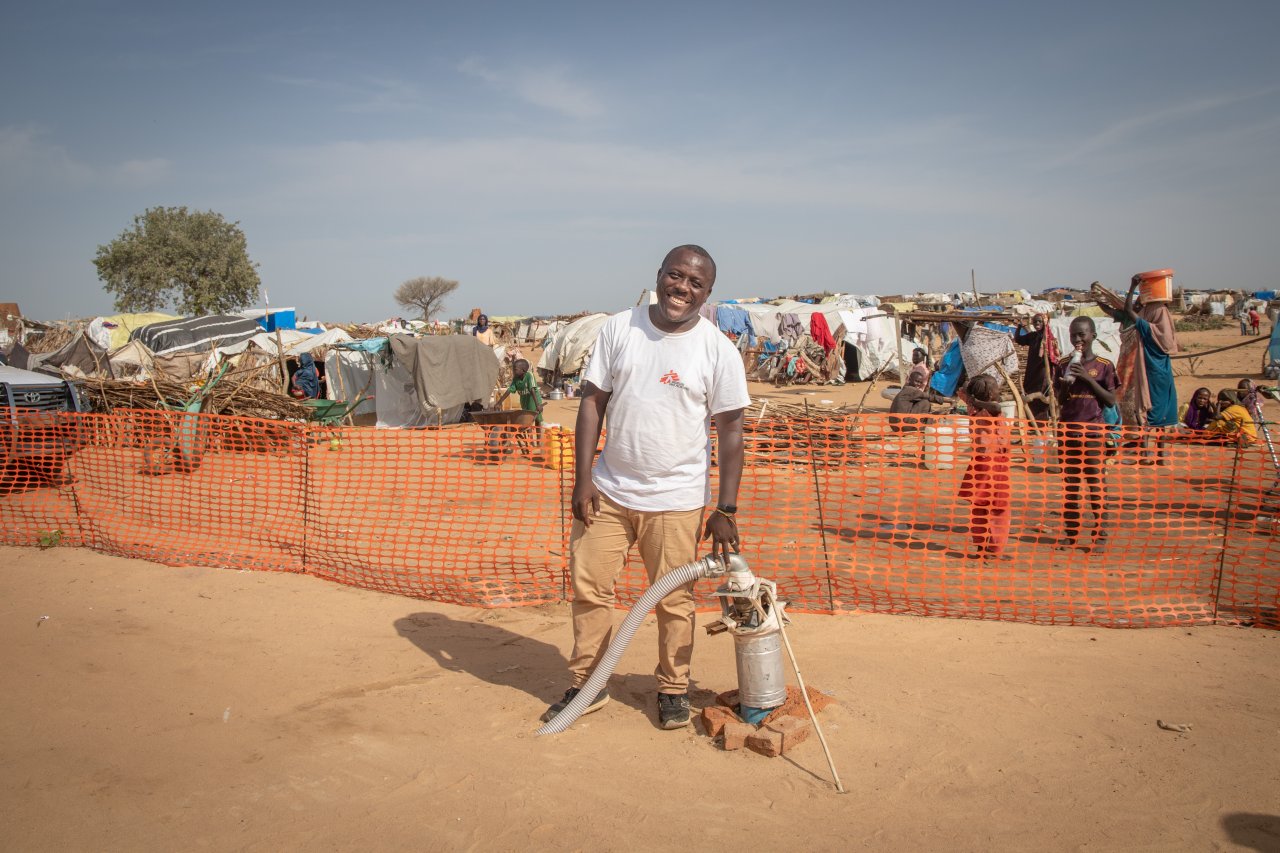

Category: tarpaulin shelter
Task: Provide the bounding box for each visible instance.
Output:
[835,307,915,380]
[27,331,113,379]
[87,312,179,350]
[130,315,260,356]
[536,313,610,377]
[201,327,354,371]
[324,335,501,428]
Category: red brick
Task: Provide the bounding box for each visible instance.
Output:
[722,720,754,751]
[746,726,784,757]
[701,705,739,740]
[765,714,813,754]
[761,685,836,727]
[715,690,739,711]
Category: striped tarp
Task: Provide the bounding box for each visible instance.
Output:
[129,315,261,356]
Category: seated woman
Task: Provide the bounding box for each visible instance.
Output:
[289,353,322,399]
[1207,390,1257,444]
[1182,387,1216,431]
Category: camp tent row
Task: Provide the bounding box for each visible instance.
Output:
[535,297,916,383]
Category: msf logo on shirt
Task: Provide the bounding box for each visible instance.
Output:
[659,370,688,391]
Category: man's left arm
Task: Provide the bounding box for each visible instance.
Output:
[705,407,745,562]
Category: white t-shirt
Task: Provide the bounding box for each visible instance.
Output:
[583,307,751,512]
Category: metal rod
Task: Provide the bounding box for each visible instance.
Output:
[1211,441,1245,623]
[803,401,837,613]
[776,616,844,793]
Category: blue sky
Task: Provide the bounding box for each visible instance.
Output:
[3,0,1278,323]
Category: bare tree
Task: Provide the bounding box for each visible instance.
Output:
[394,276,459,321]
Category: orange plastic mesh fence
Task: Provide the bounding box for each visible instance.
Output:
[2,410,1277,628]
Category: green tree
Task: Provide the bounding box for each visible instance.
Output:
[93,206,261,315]
[394,276,459,321]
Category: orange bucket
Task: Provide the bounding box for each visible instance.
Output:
[1135,268,1175,303]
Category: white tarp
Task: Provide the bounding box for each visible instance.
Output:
[736,303,782,343]
[1048,316,1122,365]
[208,327,353,360]
[537,313,610,376]
[323,348,465,428]
[836,308,913,380]
[323,350,379,419]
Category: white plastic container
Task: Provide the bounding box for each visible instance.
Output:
[923,416,970,470]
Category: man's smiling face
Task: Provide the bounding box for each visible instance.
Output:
[651,248,715,332]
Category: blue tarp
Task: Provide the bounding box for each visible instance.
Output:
[929,338,964,396]
[333,337,388,353]
[715,305,756,345]
[1253,291,1277,301]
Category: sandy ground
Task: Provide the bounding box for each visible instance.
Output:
[3,545,1279,852]
[3,322,1278,851]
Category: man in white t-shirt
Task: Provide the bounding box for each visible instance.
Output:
[540,245,750,730]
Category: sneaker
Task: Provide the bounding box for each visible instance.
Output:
[540,686,609,723]
[657,693,691,729]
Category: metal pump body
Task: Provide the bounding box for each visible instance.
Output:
[706,554,789,713]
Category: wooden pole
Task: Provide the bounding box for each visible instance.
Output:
[894,312,906,385]
[1042,320,1060,424]
[262,288,290,395]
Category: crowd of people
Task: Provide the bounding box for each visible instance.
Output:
[889,275,1272,560]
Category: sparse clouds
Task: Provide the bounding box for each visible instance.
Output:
[111,158,173,186]
[1048,85,1280,168]
[269,74,420,112]
[458,57,603,119]
[0,125,94,186]
[0,125,170,189]
[256,132,1014,220]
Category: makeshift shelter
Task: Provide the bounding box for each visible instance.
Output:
[325,335,500,428]
[130,315,260,356]
[537,313,610,378]
[835,308,915,380]
[105,340,155,379]
[87,312,179,350]
[27,331,113,379]
[201,327,354,371]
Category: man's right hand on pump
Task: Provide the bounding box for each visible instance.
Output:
[571,480,602,525]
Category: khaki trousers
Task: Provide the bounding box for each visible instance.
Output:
[568,494,703,694]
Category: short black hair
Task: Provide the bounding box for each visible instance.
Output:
[1070,315,1097,334]
[662,244,716,276]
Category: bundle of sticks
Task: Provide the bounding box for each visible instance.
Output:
[1089,281,1126,313]
[80,372,314,421]
[745,399,850,422]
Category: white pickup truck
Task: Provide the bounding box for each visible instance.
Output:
[0,364,85,488]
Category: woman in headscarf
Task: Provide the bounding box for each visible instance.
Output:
[1182,387,1216,431]
[1014,313,1059,420]
[1122,276,1180,429]
[290,353,321,399]
[472,314,496,347]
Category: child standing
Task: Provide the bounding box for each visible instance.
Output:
[495,358,545,425]
[958,374,1012,560]
[1055,316,1119,552]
